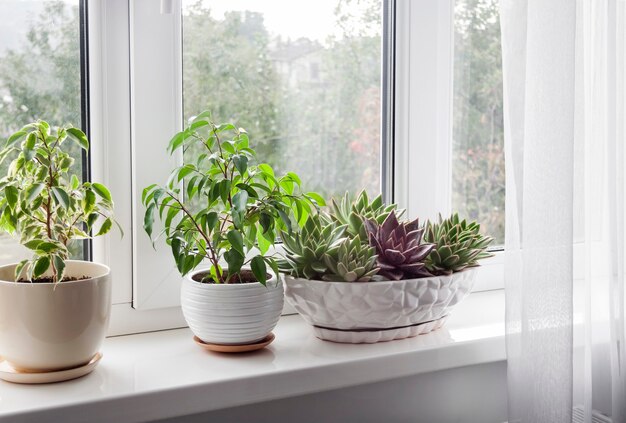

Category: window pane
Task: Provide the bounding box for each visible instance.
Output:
[0,0,85,263]
[182,0,383,200]
[452,0,505,245]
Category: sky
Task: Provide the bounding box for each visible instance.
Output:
[184,0,345,42]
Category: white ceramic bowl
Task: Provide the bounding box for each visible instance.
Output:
[0,260,111,371]
[284,268,477,331]
[181,270,284,345]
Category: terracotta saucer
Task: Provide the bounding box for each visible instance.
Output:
[0,353,102,384]
[193,333,275,353]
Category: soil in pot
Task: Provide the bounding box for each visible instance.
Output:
[192,269,272,284]
[17,276,91,283]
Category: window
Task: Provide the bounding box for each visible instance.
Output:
[452,0,504,246]
[181,0,383,199]
[86,0,506,334]
[0,0,89,265]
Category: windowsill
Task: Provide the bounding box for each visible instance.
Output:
[0,290,505,423]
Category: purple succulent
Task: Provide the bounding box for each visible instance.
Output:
[364,212,434,280]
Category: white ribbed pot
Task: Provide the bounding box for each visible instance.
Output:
[284,268,477,343]
[181,269,284,345]
[0,260,111,371]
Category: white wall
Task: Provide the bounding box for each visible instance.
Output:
[155,361,507,423]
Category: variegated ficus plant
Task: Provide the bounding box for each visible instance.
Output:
[280,190,494,282]
[0,121,119,283]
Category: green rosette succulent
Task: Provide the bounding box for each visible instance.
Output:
[424,213,494,275]
[279,213,346,280]
[330,191,401,240]
[322,236,379,282]
[364,212,434,280]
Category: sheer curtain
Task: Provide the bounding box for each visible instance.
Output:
[501,0,626,422]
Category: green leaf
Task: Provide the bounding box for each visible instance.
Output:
[51,187,70,209]
[14,259,29,281]
[36,242,60,253]
[224,248,244,276]
[23,133,36,161]
[256,226,271,254]
[259,212,273,234]
[83,189,96,214]
[25,183,45,203]
[33,256,50,279]
[167,131,186,154]
[232,155,248,176]
[232,191,248,212]
[4,186,17,210]
[235,183,258,198]
[258,163,274,177]
[306,192,326,206]
[70,174,80,190]
[6,130,27,147]
[144,203,156,237]
[277,208,292,233]
[24,240,42,250]
[96,218,113,236]
[250,255,267,285]
[66,127,89,151]
[53,255,65,282]
[142,184,157,204]
[91,183,112,202]
[227,230,244,256]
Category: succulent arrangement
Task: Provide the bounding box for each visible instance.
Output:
[424,213,494,275]
[330,191,400,240]
[279,213,379,282]
[0,121,118,282]
[364,213,434,280]
[281,192,493,282]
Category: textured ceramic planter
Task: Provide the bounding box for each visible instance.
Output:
[284,268,477,343]
[0,260,111,371]
[181,269,284,345]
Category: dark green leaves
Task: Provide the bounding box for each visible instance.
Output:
[250,255,267,285]
[141,113,322,283]
[51,187,70,209]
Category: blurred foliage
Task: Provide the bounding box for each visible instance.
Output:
[452,0,505,244]
[0,1,85,259]
[0,0,506,250]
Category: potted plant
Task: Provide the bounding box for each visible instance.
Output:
[0,121,118,377]
[281,191,493,343]
[142,111,320,349]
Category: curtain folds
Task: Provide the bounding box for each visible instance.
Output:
[501,0,626,422]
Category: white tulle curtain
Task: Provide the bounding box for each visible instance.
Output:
[501,0,626,422]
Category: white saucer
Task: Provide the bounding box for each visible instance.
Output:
[312,317,449,344]
[0,353,102,384]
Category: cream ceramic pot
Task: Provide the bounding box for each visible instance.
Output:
[0,260,111,371]
[181,269,283,345]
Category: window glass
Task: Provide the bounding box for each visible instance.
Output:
[0,0,86,263]
[181,0,383,200]
[452,0,505,245]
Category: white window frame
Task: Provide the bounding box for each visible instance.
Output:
[88,0,504,336]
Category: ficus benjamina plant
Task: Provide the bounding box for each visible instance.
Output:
[142,111,324,285]
[0,121,120,283]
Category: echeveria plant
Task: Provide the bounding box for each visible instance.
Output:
[142,112,323,285]
[364,212,434,280]
[0,121,118,282]
[330,191,401,240]
[424,213,494,275]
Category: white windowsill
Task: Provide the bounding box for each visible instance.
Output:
[0,290,505,423]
